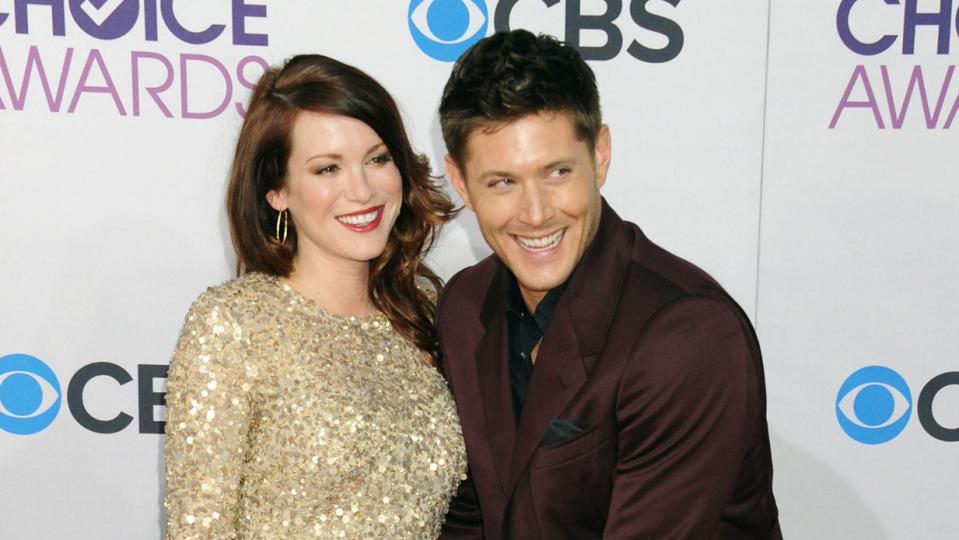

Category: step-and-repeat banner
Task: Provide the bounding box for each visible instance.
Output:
[762,1,959,538]
[0,1,955,538]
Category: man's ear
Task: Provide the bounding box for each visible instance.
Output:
[593,124,612,188]
[266,188,288,212]
[445,154,473,211]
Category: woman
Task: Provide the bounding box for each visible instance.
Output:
[163,55,466,538]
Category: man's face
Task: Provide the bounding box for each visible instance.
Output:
[447,112,611,310]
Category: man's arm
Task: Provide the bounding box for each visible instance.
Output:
[603,295,760,539]
[440,468,484,539]
[436,271,485,539]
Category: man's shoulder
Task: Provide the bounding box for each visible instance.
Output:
[437,254,499,317]
[602,219,752,335]
[622,221,728,301]
[435,256,499,377]
[604,220,757,354]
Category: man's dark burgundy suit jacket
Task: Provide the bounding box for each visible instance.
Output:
[437,201,782,539]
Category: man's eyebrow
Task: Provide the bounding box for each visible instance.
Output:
[539,158,576,172]
[476,169,513,181]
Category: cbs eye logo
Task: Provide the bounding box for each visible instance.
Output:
[837,365,959,444]
[836,366,911,445]
[0,353,62,435]
[408,0,489,61]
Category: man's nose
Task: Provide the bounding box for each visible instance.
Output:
[517,182,553,228]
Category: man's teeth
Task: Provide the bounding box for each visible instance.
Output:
[337,209,378,226]
[515,230,563,251]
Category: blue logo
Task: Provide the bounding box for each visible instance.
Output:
[408,0,489,62]
[836,366,912,445]
[0,354,62,435]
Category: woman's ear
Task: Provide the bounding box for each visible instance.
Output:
[266,189,288,212]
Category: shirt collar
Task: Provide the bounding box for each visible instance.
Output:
[505,271,567,334]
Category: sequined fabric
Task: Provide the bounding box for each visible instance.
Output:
[163,272,467,539]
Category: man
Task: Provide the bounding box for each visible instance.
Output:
[435,30,781,539]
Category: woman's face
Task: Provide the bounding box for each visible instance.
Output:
[268,111,403,270]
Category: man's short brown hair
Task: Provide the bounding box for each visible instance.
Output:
[439,29,602,166]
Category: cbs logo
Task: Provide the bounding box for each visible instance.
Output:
[0,353,168,436]
[0,353,62,435]
[408,0,489,62]
[407,0,684,63]
[836,365,959,444]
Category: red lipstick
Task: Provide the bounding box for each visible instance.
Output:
[335,205,385,233]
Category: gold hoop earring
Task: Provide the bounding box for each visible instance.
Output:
[275,209,288,245]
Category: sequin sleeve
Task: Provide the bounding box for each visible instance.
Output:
[164,288,254,539]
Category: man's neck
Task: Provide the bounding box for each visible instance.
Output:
[519,288,547,314]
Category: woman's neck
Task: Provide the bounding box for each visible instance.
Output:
[285,251,373,318]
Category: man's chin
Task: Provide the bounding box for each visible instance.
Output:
[495,245,574,290]
[511,268,570,296]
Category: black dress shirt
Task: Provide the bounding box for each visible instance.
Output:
[505,273,566,420]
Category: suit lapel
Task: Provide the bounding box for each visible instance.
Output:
[505,199,634,494]
[475,266,517,494]
[466,200,633,498]
[507,304,587,492]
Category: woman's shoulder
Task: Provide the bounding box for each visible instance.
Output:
[414,276,439,304]
[187,272,280,319]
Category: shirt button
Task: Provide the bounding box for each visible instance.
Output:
[520,352,527,359]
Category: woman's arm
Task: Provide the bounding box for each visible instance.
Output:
[163,289,255,539]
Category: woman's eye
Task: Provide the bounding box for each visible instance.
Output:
[369,153,393,165]
[315,164,339,175]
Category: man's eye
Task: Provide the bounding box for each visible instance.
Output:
[551,167,572,178]
[488,178,512,188]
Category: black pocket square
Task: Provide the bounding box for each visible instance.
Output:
[541,419,585,447]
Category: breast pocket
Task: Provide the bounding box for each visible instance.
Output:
[529,420,617,537]
[531,420,615,469]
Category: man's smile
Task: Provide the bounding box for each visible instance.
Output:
[512,229,565,252]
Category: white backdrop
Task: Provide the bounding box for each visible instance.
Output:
[0,1,955,538]
[761,0,959,538]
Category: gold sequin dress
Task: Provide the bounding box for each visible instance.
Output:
[163,272,467,539]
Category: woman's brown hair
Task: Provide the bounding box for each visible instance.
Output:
[226,54,455,359]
